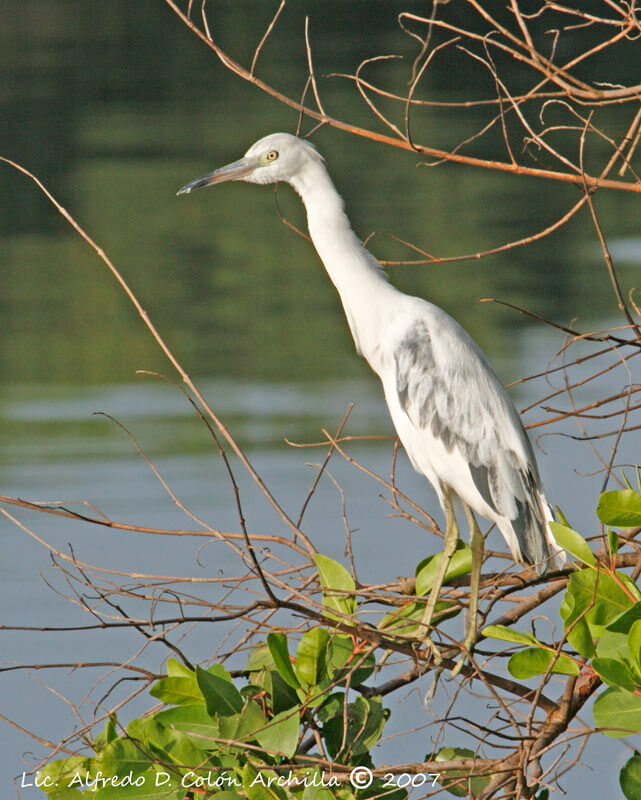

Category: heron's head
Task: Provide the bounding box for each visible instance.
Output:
[177,133,324,195]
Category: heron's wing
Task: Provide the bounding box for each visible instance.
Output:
[393,313,555,571]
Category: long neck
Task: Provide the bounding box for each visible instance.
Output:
[289,162,401,366]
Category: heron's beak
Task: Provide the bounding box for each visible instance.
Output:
[176,157,258,195]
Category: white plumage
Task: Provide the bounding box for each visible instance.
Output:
[178,133,564,579]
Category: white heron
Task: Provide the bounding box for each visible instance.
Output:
[177,132,565,663]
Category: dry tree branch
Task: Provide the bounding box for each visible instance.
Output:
[0,494,312,556]
[250,0,286,77]
[303,16,326,119]
[162,0,641,195]
[296,405,354,528]
[4,5,641,795]
[0,155,317,558]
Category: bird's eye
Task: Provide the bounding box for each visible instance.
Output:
[265,150,279,161]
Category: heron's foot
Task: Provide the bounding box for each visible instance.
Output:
[450,652,467,678]
[375,648,393,673]
[425,664,444,703]
[421,635,443,667]
[450,628,477,678]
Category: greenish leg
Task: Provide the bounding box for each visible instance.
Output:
[417,486,460,661]
[451,502,484,677]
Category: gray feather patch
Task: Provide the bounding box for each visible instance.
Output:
[469,463,498,513]
[394,317,555,573]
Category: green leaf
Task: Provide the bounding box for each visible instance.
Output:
[317,692,346,723]
[267,632,301,689]
[94,769,184,799]
[562,568,635,634]
[242,763,287,800]
[507,648,579,679]
[241,684,264,702]
[621,574,641,602]
[356,695,386,751]
[261,669,300,714]
[592,658,639,691]
[208,663,235,682]
[246,644,275,672]
[481,624,541,647]
[208,794,245,800]
[326,634,351,672]
[597,630,631,661]
[345,648,376,687]
[196,665,243,716]
[166,657,194,679]
[321,695,387,760]
[323,696,386,759]
[128,717,202,769]
[327,635,375,687]
[415,540,473,596]
[322,697,369,760]
[594,686,641,737]
[255,708,300,758]
[314,553,356,618]
[302,771,336,800]
[566,616,595,659]
[37,757,93,790]
[631,619,641,675]
[149,676,201,706]
[360,776,407,800]
[621,752,641,800]
[154,705,220,750]
[39,790,85,800]
[218,700,265,744]
[549,522,595,566]
[434,747,491,798]
[296,628,330,687]
[597,489,641,528]
[559,589,575,626]
[99,738,154,779]
[608,529,620,556]
[94,715,118,753]
[607,602,641,633]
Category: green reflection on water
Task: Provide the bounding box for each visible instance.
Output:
[1,0,638,393]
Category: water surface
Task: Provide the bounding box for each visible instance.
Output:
[2,1,639,794]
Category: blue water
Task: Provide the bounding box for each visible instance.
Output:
[2,320,638,795]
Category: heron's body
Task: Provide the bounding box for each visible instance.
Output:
[287,155,557,571]
[178,132,564,653]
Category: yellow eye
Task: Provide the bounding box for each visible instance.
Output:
[265,150,279,161]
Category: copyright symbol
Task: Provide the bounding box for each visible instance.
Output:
[349,766,373,789]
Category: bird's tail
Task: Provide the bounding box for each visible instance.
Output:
[521,490,565,576]
[536,493,566,575]
[499,486,566,576]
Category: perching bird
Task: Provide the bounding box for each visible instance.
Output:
[177,132,565,661]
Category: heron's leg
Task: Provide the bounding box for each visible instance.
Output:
[417,487,460,657]
[451,503,484,677]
